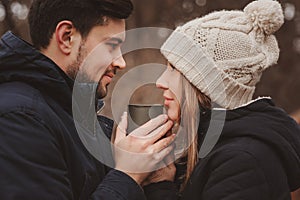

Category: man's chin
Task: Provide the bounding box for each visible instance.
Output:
[97,93,107,99]
[96,86,108,99]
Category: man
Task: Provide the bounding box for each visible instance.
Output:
[0,0,175,199]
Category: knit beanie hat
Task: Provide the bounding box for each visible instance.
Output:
[161,0,284,109]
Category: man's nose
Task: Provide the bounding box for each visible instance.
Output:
[112,55,126,69]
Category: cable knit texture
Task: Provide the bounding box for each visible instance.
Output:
[161,0,284,109]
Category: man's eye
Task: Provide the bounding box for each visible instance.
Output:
[108,43,118,50]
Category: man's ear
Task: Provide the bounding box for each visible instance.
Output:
[55,20,78,55]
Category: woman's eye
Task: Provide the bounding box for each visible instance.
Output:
[170,64,175,71]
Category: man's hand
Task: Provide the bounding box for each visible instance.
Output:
[114,112,176,185]
[142,163,176,186]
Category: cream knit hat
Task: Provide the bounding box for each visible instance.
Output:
[161,0,284,109]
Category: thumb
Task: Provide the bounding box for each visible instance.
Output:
[115,112,128,143]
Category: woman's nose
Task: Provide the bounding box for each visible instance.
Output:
[156,73,168,90]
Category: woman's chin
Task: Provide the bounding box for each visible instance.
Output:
[167,110,180,122]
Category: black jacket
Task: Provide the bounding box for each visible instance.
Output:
[146,98,300,200]
[0,31,145,200]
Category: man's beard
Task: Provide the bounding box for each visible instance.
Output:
[66,43,86,81]
[97,67,117,99]
[66,43,110,99]
[96,79,109,99]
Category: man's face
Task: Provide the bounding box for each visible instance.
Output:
[67,18,126,99]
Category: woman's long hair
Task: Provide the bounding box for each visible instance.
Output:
[178,75,211,191]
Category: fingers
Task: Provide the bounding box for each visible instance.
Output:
[146,120,173,143]
[153,134,176,153]
[130,114,168,136]
[115,112,128,143]
[153,145,175,163]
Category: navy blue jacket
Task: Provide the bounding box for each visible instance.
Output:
[0,31,145,200]
[146,99,300,200]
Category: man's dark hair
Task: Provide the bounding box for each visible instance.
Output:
[28,0,133,49]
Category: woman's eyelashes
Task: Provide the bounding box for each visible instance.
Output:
[170,64,175,71]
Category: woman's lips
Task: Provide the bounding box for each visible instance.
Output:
[164,100,171,106]
[163,96,173,106]
[163,95,173,101]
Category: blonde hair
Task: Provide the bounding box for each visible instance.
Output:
[178,75,211,191]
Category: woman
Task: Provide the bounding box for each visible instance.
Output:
[145,0,300,199]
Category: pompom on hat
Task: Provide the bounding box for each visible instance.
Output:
[161,0,284,109]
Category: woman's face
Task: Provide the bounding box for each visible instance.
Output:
[156,63,182,122]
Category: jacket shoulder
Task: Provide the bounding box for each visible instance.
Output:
[202,137,290,199]
[0,82,48,115]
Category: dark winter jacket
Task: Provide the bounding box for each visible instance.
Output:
[0,31,145,200]
[146,98,300,200]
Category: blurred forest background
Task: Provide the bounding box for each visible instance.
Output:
[0,0,300,118]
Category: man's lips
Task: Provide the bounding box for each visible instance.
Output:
[104,73,114,78]
[102,73,115,81]
[101,73,115,84]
